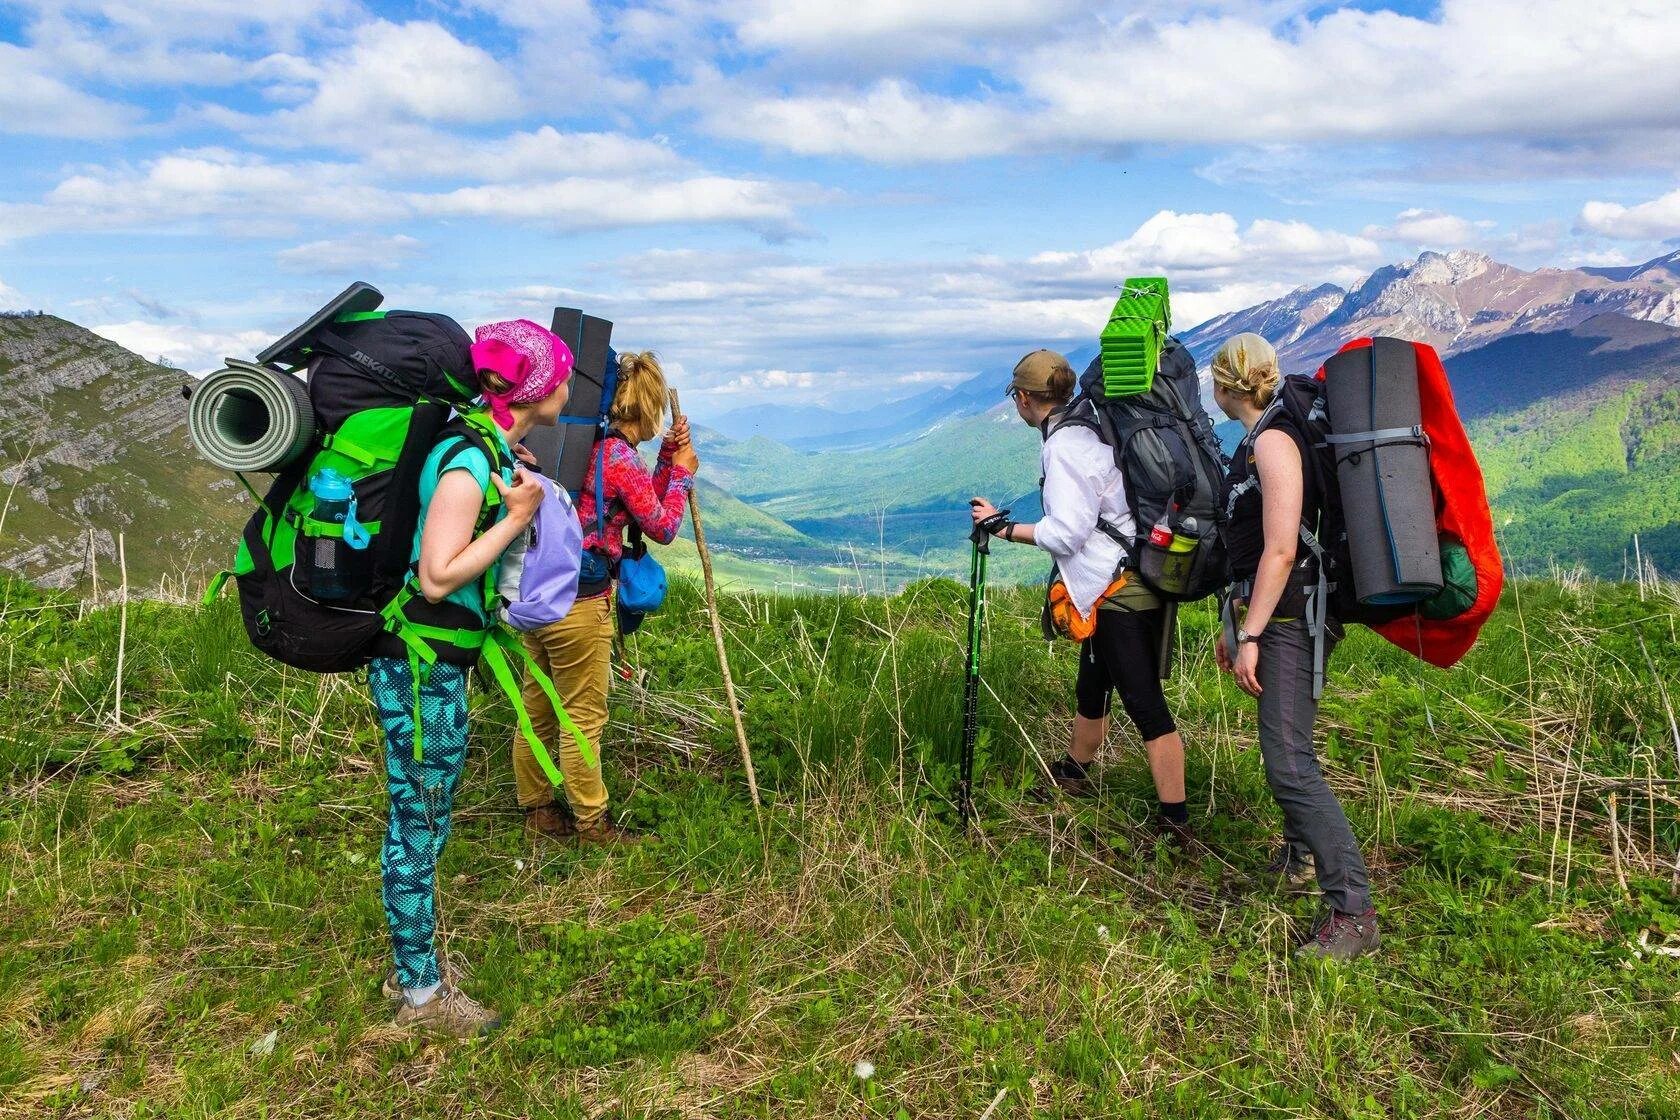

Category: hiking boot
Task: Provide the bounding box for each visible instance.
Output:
[1155,814,1197,848]
[575,815,646,847]
[524,801,577,842]
[1264,844,1318,894]
[381,954,458,1002]
[1028,756,1096,802]
[1295,907,1381,963]
[392,983,502,1038]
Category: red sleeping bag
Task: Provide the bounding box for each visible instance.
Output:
[1324,338,1503,668]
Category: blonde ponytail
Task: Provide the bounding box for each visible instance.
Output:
[1210,333,1280,407]
[611,351,670,444]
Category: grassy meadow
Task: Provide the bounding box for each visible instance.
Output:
[1,570,1678,1117]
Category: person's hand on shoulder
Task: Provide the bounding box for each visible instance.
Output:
[493,468,544,524]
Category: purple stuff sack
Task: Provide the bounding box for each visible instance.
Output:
[497,473,583,631]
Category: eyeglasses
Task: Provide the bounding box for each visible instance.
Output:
[1002,383,1025,400]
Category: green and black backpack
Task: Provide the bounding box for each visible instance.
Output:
[202,294,590,780]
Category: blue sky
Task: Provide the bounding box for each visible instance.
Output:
[2,0,1678,418]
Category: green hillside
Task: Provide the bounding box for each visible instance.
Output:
[1472,380,1680,575]
[0,314,248,589]
[2,573,1677,1115]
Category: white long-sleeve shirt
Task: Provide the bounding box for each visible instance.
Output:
[1036,421,1137,618]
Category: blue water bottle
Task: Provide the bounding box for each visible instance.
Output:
[307,468,369,601]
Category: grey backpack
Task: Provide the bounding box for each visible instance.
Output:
[1049,339,1229,601]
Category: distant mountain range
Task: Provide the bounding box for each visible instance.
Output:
[6,246,1680,593]
[1180,247,1680,373]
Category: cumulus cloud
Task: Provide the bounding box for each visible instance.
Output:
[0,148,822,242]
[262,20,525,134]
[1033,210,1382,291]
[698,78,1017,162]
[0,44,143,138]
[699,0,1680,163]
[1363,209,1493,247]
[1578,188,1680,241]
[277,235,425,275]
[91,321,276,374]
[467,208,1382,407]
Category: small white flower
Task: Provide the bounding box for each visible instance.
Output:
[290,849,302,857]
[1097,924,1110,941]
[853,1060,875,1081]
[515,859,526,872]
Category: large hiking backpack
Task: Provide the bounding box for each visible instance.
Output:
[1243,338,1501,684]
[201,293,596,786]
[215,308,482,672]
[1053,339,1229,601]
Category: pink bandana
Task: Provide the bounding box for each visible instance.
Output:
[471,319,574,429]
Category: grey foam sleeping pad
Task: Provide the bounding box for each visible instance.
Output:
[522,308,614,494]
[188,360,314,472]
[1322,337,1442,606]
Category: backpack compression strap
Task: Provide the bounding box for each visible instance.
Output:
[379,581,598,779]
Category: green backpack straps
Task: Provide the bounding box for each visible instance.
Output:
[379,414,596,783]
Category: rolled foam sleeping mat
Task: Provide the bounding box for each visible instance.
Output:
[1322,336,1443,606]
[525,308,614,494]
[188,358,315,472]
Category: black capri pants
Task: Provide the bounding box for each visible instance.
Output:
[1075,606,1177,740]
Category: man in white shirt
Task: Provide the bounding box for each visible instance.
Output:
[971,350,1192,843]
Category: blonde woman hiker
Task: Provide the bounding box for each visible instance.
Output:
[514,350,698,845]
[1211,332,1380,962]
[969,349,1193,843]
[373,318,573,1035]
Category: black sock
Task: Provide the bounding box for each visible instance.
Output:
[1158,800,1189,825]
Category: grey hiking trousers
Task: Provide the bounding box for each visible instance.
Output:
[1257,618,1373,915]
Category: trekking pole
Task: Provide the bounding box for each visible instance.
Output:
[668,390,761,810]
[958,502,1003,829]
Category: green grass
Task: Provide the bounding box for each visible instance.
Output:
[1,573,1678,1117]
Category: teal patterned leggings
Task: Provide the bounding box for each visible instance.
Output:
[368,657,471,990]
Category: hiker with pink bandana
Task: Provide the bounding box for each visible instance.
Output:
[372,317,574,1038]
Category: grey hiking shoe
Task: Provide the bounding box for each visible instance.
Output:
[1264,844,1317,894]
[381,954,458,1002]
[392,983,502,1038]
[1295,907,1381,962]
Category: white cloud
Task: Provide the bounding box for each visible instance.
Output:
[734,0,1072,52]
[468,208,1378,407]
[276,235,424,275]
[699,78,1016,162]
[0,149,822,242]
[91,321,275,374]
[417,175,822,235]
[0,150,404,242]
[1578,188,1680,240]
[1363,209,1492,247]
[12,0,352,86]
[266,20,525,132]
[0,43,143,138]
[366,125,683,181]
[700,0,1680,163]
[1032,210,1382,290]
[0,276,23,308]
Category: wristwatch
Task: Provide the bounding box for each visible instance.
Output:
[1236,628,1263,646]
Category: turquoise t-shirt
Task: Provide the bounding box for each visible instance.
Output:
[410,425,513,623]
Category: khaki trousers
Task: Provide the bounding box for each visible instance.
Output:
[511,595,611,822]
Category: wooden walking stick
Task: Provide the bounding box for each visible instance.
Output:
[669,390,761,808]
